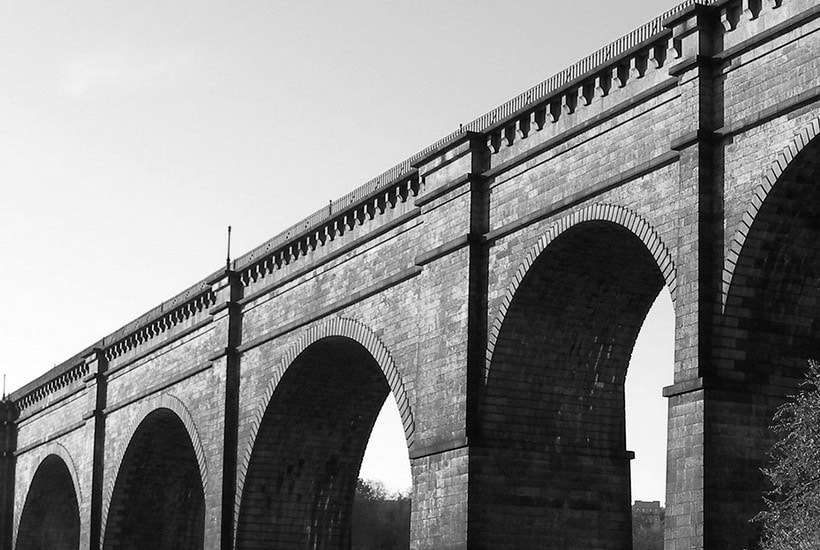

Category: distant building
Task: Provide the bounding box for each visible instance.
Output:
[634,500,662,518]
[633,501,664,550]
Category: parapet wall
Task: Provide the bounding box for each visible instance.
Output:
[9,0,728,409]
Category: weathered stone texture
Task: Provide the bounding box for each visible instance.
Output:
[5,2,820,549]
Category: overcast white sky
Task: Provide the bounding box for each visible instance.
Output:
[2,0,682,500]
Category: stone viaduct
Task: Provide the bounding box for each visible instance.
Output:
[4,1,820,548]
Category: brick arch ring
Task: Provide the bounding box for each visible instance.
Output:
[233,316,415,528]
[13,441,83,542]
[722,117,820,311]
[99,392,208,546]
[485,202,677,383]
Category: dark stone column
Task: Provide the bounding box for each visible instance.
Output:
[665,5,722,549]
[83,349,108,550]
[208,269,243,550]
[0,400,17,550]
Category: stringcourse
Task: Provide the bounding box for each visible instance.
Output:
[3,1,820,548]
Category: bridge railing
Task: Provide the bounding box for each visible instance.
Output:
[101,284,217,362]
[228,0,719,290]
[232,0,710,275]
[14,361,90,414]
[9,281,218,413]
[10,0,722,411]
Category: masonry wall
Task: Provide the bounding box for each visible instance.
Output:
[102,319,225,548]
[5,2,820,549]
[13,389,93,549]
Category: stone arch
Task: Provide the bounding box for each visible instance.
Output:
[475,202,675,548]
[16,441,83,524]
[236,317,413,506]
[234,317,414,549]
[15,447,81,550]
[486,202,676,381]
[100,393,207,548]
[722,117,820,310]
[710,117,820,546]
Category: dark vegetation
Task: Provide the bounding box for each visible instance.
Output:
[351,479,671,549]
[351,478,669,550]
[756,360,820,549]
[352,479,411,549]
[351,357,820,550]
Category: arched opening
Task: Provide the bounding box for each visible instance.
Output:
[714,136,820,547]
[17,454,80,550]
[236,335,410,549]
[353,398,412,549]
[625,290,674,548]
[479,220,668,548]
[102,408,205,550]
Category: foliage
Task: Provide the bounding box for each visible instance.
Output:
[351,478,411,550]
[756,360,820,549]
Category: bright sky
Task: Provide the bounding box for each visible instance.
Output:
[2,1,683,499]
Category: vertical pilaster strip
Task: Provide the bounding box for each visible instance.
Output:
[84,348,108,550]
[409,130,487,549]
[464,136,490,549]
[211,270,243,550]
[0,400,16,550]
[665,5,721,549]
[465,134,490,446]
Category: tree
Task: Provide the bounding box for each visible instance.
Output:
[351,479,411,549]
[757,360,820,549]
